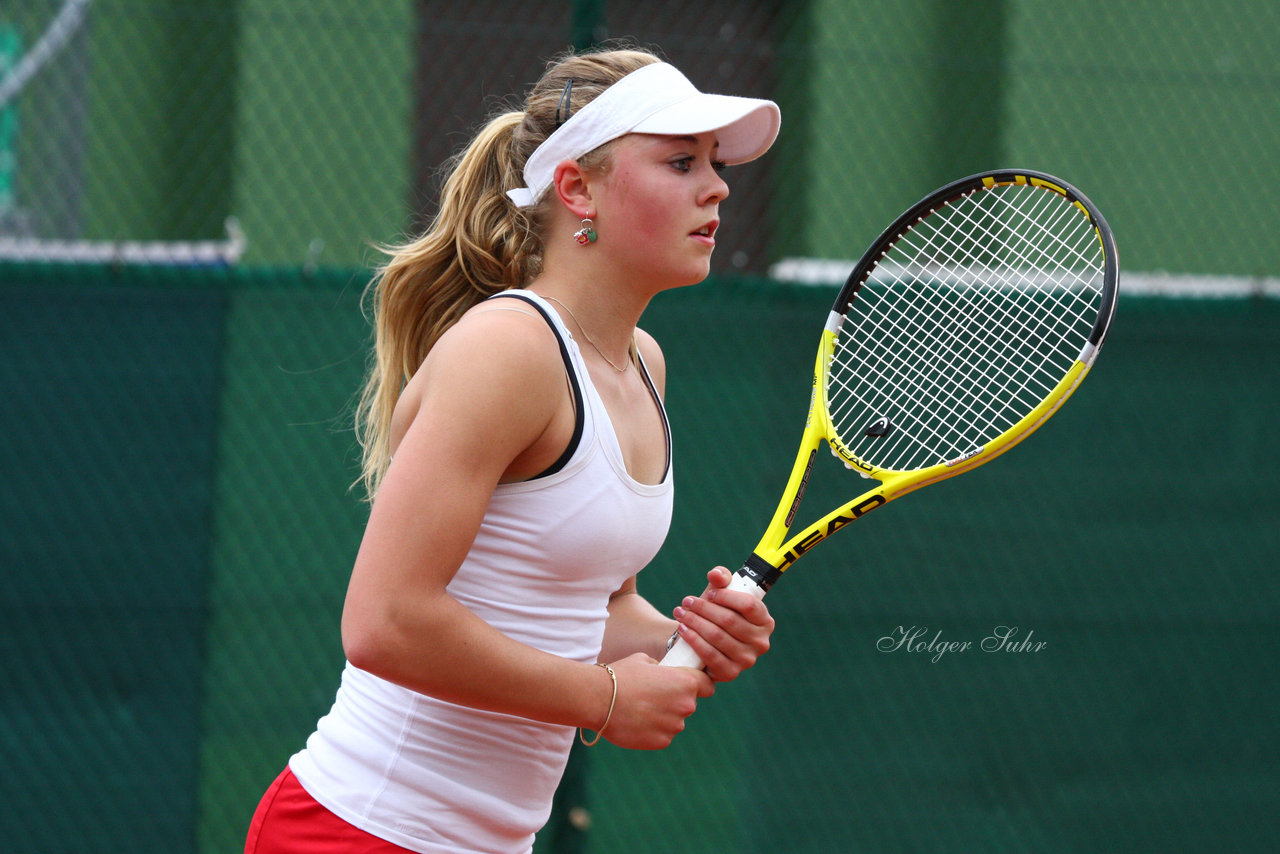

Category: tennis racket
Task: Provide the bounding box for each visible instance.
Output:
[662,169,1118,669]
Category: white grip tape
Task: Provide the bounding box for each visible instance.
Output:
[658,571,768,669]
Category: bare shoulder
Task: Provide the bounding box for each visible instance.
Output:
[634,326,667,396]
[390,300,565,458]
[423,300,561,390]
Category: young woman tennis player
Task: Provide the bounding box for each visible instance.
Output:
[245,47,781,853]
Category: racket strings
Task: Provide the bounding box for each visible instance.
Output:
[834,242,1063,460]
[897,190,1093,394]
[951,189,1102,342]
[833,248,1088,464]
[827,183,1105,472]
[833,204,1098,464]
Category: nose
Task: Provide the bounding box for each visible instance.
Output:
[701,166,730,205]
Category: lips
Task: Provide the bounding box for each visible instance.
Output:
[691,220,719,242]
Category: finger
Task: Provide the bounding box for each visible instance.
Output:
[675,609,746,671]
[704,565,733,592]
[678,621,752,684]
[705,585,775,632]
[676,598,771,672]
[678,594,757,645]
[671,624,728,688]
[663,666,714,708]
[692,567,732,600]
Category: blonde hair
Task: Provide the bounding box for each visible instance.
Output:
[354,46,662,500]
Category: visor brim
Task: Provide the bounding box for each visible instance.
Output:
[631,95,780,164]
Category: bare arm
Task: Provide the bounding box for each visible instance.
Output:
[602,577,678,663]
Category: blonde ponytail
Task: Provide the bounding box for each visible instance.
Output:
[355,46,662,500]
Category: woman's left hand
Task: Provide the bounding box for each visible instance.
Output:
[672,566,775,683]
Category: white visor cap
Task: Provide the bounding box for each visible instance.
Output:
[506,62,781,208]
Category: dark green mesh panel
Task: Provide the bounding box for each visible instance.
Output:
[585,288,1280,854]
[2,268,1278,854]
[0,265,226,852]
[195,274,372,852]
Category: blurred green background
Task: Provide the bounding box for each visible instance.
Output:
[2,2,1277,852]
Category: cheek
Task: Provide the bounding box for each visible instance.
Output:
[607,175,678,242]
[629,198,674,241]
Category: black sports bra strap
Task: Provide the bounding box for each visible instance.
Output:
[487,292,585,479]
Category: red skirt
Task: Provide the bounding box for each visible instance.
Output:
[245,766,417,854]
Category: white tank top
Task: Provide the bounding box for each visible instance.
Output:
[289,290,674,853]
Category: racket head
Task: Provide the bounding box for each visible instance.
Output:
[819,170,1118,482]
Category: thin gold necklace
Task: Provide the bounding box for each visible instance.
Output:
[543,295,632,373]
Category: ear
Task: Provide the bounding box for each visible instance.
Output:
[551,159,594,218]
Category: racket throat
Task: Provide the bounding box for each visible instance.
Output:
[737,553,783,593]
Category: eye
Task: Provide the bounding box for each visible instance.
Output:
[670,156,727,174]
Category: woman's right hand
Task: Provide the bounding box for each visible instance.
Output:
[595,653,715,750]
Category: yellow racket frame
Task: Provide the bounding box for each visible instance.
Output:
[754,324,1098,574]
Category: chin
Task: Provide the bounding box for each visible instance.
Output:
[667,266,712,290]
[680,255,715,286]
[643,252,713,292]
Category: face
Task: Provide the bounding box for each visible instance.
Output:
[586,131,730,290]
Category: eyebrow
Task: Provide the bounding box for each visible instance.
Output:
[660,134,721,149]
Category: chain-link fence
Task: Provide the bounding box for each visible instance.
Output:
[3,2,1279,853]
[7,0,1280,282]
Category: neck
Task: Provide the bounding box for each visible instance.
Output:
[530,279,646,370]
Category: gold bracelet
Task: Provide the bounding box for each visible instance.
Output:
[579,663,617,747]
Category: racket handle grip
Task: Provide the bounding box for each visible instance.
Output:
[659,568,768,669]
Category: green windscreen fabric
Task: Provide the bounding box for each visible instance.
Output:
[2,267,1277,853]
[0,266,226,851]
[194,278,370,851]
[581,286,1280,853]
